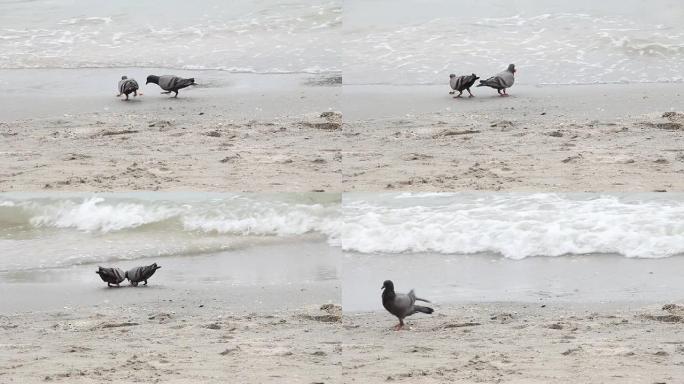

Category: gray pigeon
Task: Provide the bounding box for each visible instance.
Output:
[96,266,126,287]
[449,73,480,98]
[125,263,161,287]
[146,75,196,97]
[381,280,433,330]
[477,64,516,96]
[117,76,139,100]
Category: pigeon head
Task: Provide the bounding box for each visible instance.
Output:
[449,74,455,78]
[472,73,480,80]
[382,280,394,291]
[146,75,159,85]
[507,64,516,73]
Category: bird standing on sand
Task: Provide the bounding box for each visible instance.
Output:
[477,64,516,96]
[126,263,161,287]
[117,76,139,100]
[449,73,480,98]
[96,266,126,287]
[381,280,434,330]
[146,75,196,98]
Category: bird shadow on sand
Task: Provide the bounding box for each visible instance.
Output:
[99,284,163,291]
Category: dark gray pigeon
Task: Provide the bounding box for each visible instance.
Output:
[449,73,480,98]
[117,76,139,100]
[381,280,433,330]
[96,266,126,287]
[146,75,196,97]
[477,64,516,96]
[125,263,161,287]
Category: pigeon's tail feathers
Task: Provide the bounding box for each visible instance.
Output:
[413,305,434,315]
[119,79,139,94]
[407,289,430,303]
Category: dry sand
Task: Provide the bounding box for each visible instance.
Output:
[343,302,684,383]
[0,301,343,384]
[343,83,684,192]
[3,301,682,383]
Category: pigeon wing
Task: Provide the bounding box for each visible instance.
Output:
[389,292,415,318]
[158,76,195,91]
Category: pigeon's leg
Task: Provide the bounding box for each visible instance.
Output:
[144,280,148,285]
[133,90,138,97]
[453,91,462,98]
[394,318,405,331]
[173,91,178,98]
[497,89,503,96]
[125,93,129,101]
[502,88,509,96]
[467,88,474,97]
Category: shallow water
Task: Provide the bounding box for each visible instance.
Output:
[0,0,341,75]
[343,193,684,259]
[0,192,341,271]
[343,0,684,85]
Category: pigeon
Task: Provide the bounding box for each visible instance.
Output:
[125,263,161,287]
[146,75,196,98]
[117,76,139,100]
[477,64,516,96]
[95,266,126,287]
[449,73,480,98]
[381,280,433,330]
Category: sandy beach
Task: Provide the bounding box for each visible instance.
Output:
[343,83,684,192]
[0,69,341,192]
[0,296,343,383]
[343,302,684,383]
[0,240,343,383]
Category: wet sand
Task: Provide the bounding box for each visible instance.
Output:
[0,69,341,192]
[343,83,684,191]
[342,252,684,312]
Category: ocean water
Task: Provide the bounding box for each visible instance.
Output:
[0,193,341,272]
[0,0,341,75]
[344,0,684,85]
[342,192,684,310]
[343,193,684,259]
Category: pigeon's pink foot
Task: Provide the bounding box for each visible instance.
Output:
[453,95,461,99]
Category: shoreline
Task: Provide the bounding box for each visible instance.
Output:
[343,83,684,192]
[0,240,340,314]
[0,69,341,192]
